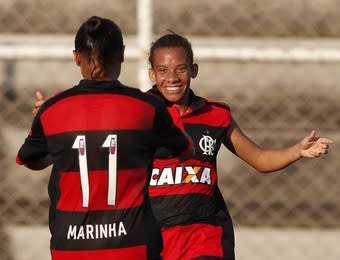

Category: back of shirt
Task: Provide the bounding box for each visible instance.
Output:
[17,80,192,260]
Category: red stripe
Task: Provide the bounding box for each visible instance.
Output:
[57,168,146,211]
[168,104,231,127]
[16,155,23,165]
[153,158,216,168]
[161,224,223,259]
[41,94,155,135]
[149,183,214,197]
[51,245,146,260]
[183,107,231,126]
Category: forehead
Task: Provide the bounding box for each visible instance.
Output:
[152,47,189,65]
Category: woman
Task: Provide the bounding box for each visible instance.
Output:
[146,33,332,260]
[17,17,193,260]
[31,32,332,260]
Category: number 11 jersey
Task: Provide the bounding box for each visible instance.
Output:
[16,79,192,260]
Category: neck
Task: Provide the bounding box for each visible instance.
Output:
[86,62,121,81]
[173,91,190,115]
[174,104,188,116]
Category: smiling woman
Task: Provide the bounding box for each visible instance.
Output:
[145,33,333,260]
[148,47,198,114]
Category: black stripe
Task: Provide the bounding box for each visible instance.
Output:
[150,193,219,226]
[47,130,155,171]
[50,206,154,250]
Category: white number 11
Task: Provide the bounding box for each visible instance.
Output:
[72,134,117,207]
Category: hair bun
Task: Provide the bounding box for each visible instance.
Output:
[86,16,102,39]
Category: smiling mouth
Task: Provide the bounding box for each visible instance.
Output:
[165,86,182,93]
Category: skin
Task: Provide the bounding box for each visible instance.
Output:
[31,41,333,260]
[148,47,333,173]
[32,48,125,114]
[73,48,125,81]
[148,47,198,115]
[34,46,333,173]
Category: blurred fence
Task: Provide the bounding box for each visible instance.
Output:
[2,0,340,37]
[1,0,340,260]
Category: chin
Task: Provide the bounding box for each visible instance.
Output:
[163,95,181,103]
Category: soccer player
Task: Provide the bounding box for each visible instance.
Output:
[16,17,193,260]
[146,33,333,260]
[31,33,333,260]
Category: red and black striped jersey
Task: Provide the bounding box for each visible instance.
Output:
[147,87,233,228]
[16,80,192,260]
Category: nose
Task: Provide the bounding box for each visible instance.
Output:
[166,70,180,82]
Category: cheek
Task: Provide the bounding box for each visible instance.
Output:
[155,75,167,85]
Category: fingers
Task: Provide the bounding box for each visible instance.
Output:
[308,130,316,140]
[32,107,39,116]
[36,90,45,101]
[309,150,321,158]
[302,130,317,146]
[311,139,332,157]
[32,101,44,115]
[317,137,333,145]
[302,133,333,158]
[32,90,46,115]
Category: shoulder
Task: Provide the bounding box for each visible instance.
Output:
[124,85,165,105]
[205,99,231,111]
[197,96,231,117]
[36,88,74,116]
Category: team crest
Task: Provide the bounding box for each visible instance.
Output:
[199,135,216,156]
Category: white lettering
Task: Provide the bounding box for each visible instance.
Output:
[67,225,77,239]
[95,224,99,238]
[118,222,127,236]
[77,226,85,239]
[150,166,213,186]
[174,167,183,184]
[200,168,211,184]
[67,222,127,240]
[86,225,94,239]
[109,223,116,237]
[157,168,174,185]
[150,168,160,186]
[100,224,107,238]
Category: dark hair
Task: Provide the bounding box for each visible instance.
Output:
[74,16,124,72]
[148,33,194,67]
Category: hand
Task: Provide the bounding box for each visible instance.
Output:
[299,130,333,158]
[32,91,46,116]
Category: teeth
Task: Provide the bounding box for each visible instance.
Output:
[166,87,179,91]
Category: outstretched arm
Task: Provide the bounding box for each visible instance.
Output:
[226,118,333,173]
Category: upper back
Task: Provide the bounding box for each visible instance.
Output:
[37,80,162,171]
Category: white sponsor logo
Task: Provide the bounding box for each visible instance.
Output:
[67,221,127,240]
[199,135,216,156]
[150,166,211,186]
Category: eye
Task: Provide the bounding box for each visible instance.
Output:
[157,67,167,74]
[176,66,188,73]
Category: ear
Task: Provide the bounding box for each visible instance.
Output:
[119,46,125,63]
[191,63,198,79]
[73,50,81,67]
[148,67,156,82]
